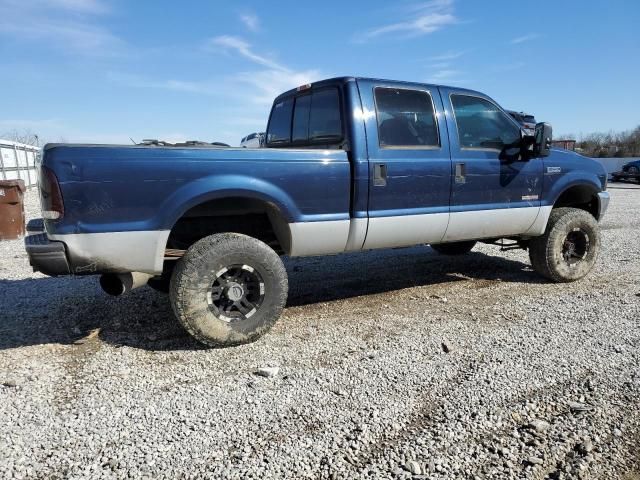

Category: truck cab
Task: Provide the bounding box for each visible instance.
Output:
[26,76,610,348]
[263,77,607,252]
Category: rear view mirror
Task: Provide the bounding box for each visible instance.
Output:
[534,122,553,157]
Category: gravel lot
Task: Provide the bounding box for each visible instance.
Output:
[1,185,639,480]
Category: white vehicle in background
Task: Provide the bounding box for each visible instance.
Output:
[240,132,265,148]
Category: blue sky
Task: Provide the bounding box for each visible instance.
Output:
[0,0,638,145]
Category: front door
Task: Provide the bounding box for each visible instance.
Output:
[357,79,452,249]
[439,88,544,241]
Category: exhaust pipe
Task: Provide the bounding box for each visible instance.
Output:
[100,272,153,296]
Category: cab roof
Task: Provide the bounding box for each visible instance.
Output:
[273,76,484,102]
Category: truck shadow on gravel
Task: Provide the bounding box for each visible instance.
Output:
[0,246,543,351]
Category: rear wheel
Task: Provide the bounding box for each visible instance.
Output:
[529,207,600,282]
[170,233,288,347]
[431,241,477,255]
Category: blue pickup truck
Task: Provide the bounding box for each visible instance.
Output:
[26,77,610,347]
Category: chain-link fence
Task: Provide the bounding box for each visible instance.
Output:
[0,140,40,188]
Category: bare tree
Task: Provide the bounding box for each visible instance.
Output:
[1,129,41,146]
[576,126,640,158]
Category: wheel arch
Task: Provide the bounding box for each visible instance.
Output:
[550,182,602,220]
[161,177,298,255]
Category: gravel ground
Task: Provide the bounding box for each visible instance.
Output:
[1,185,639,480]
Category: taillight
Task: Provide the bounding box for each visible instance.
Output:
[40,165,64,220]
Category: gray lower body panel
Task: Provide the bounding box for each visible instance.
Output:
[48,230,170,274]
[288,206,550,257]
[40,206,553,273]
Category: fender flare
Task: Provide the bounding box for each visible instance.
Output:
[159,174,300,231]
[546,175,603,219]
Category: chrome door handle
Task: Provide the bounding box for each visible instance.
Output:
[374,163,387,187]
[455,163,466,184]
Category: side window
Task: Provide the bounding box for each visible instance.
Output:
[375,88,439,148]
[451,95,521,150]
[308,89,342,141]
[292,94,311,142]
[266,97,294,145]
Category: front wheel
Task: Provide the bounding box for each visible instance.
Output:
[529,207,600,282]
[170,233,288,347]
[431,241,477,255]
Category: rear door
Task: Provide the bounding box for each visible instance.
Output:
[357,79,452,249]
[439,88,543,241]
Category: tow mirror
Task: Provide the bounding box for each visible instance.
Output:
[534,122,553,157]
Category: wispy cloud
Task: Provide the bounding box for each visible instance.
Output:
[0,0,108,14]
[424,48,468,84]
[111,35,323,144]
[34,0,108,14]
[206,35,321,104]
[0,0,122,55]
[235,69,321,105]
[207,35,286,71]
[427,69,464,82]
[0,21,122,53]
[355,0,458,42]
[510,33,540,44]
[428,50,467,62]
[113,35,322,108]
[108,72,221,96]
[240,11,260,32]
[493,61,526,72]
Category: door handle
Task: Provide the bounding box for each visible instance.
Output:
[374,163,387,187]
[455,163,466,184]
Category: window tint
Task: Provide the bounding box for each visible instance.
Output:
[292,94,311,142]
[267,97,294,144]
[308,89,342,141]
[375,88,439,147]
[267,88,342,146]
[451,95,521,149]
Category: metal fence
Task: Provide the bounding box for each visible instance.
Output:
[594,157,638,176]
[0,139,41,188]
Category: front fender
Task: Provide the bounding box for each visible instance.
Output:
[544,171,602,208]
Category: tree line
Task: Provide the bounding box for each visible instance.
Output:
[568,125,640,158]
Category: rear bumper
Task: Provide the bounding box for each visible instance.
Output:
[597,191,610,220]
[24,232,71,276]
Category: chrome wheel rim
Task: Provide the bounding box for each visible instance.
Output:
[207,264,265,322]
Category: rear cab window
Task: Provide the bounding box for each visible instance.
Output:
[267,87,344,148]
[266,98,294,145]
